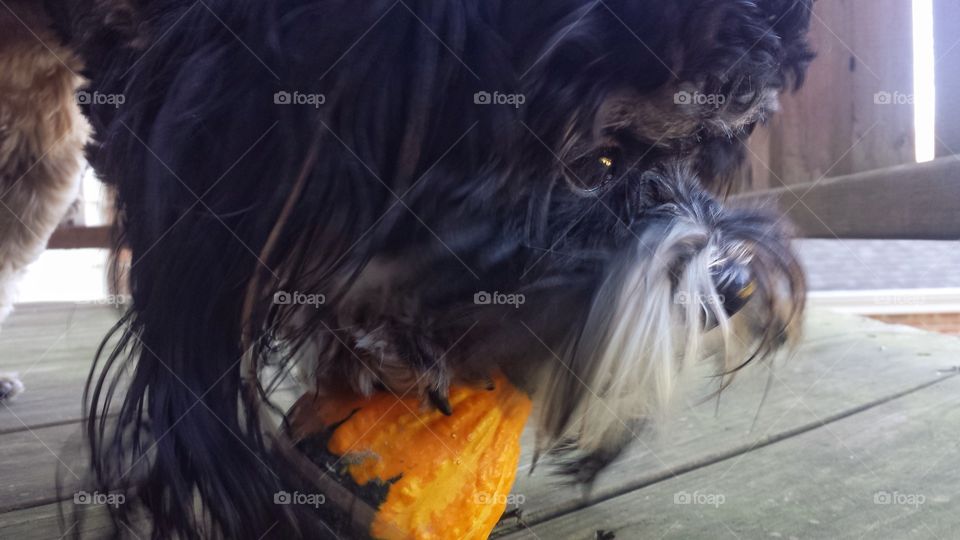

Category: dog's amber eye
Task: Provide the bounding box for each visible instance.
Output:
[592,153,618,187]
[567,150,619,192]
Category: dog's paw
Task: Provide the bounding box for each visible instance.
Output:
[550,441,624,487]
[0,373,24,402]
[351,324,451,413]
[546,418,647,488]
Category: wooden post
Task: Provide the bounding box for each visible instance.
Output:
[736,158,960,240]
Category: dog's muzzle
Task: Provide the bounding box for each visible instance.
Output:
[537,195,806,457]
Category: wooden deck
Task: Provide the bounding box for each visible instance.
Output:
[2,303,959,539]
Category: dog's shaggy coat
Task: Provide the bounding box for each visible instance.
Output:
[2,0,813,537]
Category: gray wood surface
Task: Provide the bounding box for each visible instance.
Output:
[3,303,960,539]
[0,303,297,520]
[0,304,116,516]
[1,303,120,432]
[0,423,85,512]
[503,375,960,540]
[0,501,123,539]
[495,311,960,535]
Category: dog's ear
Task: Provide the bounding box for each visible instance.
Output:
[580,0,813,188]
[504,1,687,189]
[653,0,813,137]
[673,0,815,93]
[510,0,813,183]
[43,0,147,144]
[763,0,817,89]
[672,0,813,184]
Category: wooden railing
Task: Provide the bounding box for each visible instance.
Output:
[736,157,960,240]
[46,225,111,249]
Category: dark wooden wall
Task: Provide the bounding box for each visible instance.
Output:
[743,0,918,191]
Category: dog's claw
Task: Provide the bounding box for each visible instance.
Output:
[428,389,453,416]
[0,373,24,402]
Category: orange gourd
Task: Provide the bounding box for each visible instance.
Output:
[290,372,532,539]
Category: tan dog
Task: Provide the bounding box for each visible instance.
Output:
[0,1,89,401]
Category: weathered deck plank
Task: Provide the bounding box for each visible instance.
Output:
[0,501,121,539]
[0,304,120,432]
[503,374,960,539]
[0,423,85,512]
[496,312,960,535]
[2,303,959,539]
[0,364,104,434]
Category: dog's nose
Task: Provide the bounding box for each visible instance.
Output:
[710,259,756,317]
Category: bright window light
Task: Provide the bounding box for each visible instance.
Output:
[913,0,936,163]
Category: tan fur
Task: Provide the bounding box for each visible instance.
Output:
[0,1,89,325]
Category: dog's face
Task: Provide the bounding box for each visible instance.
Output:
[59,0,813,536]
[309,0,814,466]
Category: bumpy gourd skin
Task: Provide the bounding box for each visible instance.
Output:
[293,373,531,540]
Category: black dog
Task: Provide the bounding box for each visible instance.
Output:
[42,0,813,537]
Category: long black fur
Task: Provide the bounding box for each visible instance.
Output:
[44,0,814,537]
